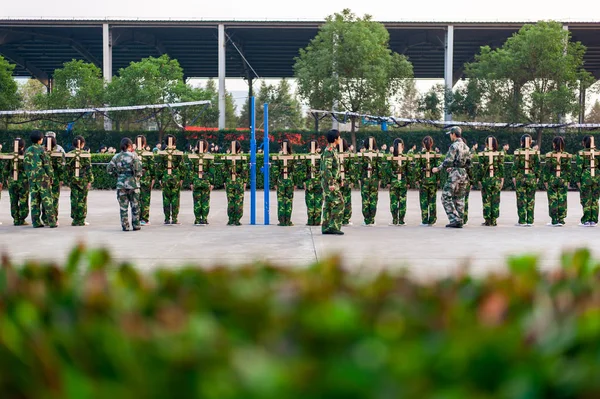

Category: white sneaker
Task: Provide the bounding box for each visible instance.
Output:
[590,222,597,227]
[84,222,90,226]
[388,222,397,226]
[526,224,533,227]
[420,223,429,227]
[515,223,527,227]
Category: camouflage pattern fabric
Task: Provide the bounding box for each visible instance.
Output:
[360,178,379,225]
[339,155,356,225]
[477,149,504,226]
[544,151,572,225]
[513,148,540,225]
[42,151,64,224]
[305,178,323,226]
[187,155,215,225]
[340,183,352,225]
[439,140,471,225]
[389,180,407,225]
[226,180,245,225]
[24,143,55,227]
[107,151,143,229]
[66,150,94,226]
[574,150,600,224]
[463,184,471,224]
[515,176,537,225]
[136,150,155,223]
[277,179,294,226]
[8,181,29,225]
[321,144,344,233]
[155,149,184,223]
[419,178,437,225]
[162,182,181,223]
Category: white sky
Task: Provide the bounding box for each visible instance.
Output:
[1,0,598,22]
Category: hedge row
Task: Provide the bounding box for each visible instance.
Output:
[2,128,600,155]
[2,246,600,398]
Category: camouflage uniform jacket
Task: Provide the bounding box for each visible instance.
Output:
[320,145,340,187]
[66,149,94,186]
[24,144,53,184]
[224,155,249,184]
[574,149,600,183]
[384,153,412,186]
[135,149,155,187]
[357,150,383,181]
[477,148,505,181]
[2,151,27,185]
[544,151,572,182]
[156,148,184,184]
[107,151,143,190]
[186,154,215,187]
[512,148,540,180]
[48,150,65,184]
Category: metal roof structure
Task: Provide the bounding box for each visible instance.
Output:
[0,19,599,83]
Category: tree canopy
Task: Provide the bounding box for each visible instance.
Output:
[0,56,21,112]
[294,9,413,148]
[239,79,303,130]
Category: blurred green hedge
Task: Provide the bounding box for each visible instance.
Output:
[2,246,600,398]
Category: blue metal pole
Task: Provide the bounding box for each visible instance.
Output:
[250,96,256,225]
[263,103,270,225]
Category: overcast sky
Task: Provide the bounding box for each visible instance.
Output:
[1,0,598,22]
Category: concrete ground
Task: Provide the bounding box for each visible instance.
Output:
[0,188,597,278]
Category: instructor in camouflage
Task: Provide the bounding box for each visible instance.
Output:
[107,138,142,231]
[321,130,344,235]
[24,130,57,228]
[432,126,471,228]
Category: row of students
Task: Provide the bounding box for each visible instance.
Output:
[0,133,93,227]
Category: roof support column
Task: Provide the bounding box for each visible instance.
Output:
[103,23,113,131]
[444,25,454,122]
[218,24,226,130]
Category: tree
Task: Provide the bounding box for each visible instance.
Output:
[203,78,238,129]
[18,79,46,110]
[587,100,600,123]
[294,9,413,149]
[0,56,20,111]
[395,79,421,118]
[465,21,594,145]
[178,84,219,129]
[107,54,186,135]
[239,79,304,130]
[419,85,444,121]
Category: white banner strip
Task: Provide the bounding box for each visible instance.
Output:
[0,100,211,116]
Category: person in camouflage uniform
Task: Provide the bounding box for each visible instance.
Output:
[135,135,155,226]
[321,130,344,235]
[224,140,248,226]
[107,138,143,231]
[272,139,298,226]
[187,139,214,225]
[42,135,64,226]
[461,139,477,225]
[339,138,354,226]
[415,136,440,226]
[66,136,93,226]
[301,140,323,226]
[574,135,600,226]
[23,130,56,228]
[155,134,184,225]
[2,138,29,225]
[358,136,382,226]
[432,127,471,228]
[543,137,571,226]
[476,136,504,226]
[512,134,540,226]
[385,138,411,226]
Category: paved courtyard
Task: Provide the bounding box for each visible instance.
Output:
[0,189,597,278]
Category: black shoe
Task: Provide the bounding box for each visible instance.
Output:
[122,226,129,231]
[322,230,333,235]
[132,226,141,231]
[33,224,45,228]
[331,229,344,235]
[445,222,463,228]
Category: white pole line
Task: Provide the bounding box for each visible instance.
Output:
[308,109,600,129]
[0,101,211,116]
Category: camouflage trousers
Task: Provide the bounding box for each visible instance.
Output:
[8,181,29,225]
[140,182,152,223]
[305,178,323,226]
[70,183,89,226]
[30,180,56,228]
[226,181,244,225]
[360,178,379,225]
[515,176,537,225]
[277,179,294,226]
[162,181,181,223]
[481,177,502,224]
[341,183,352,225]
[322,183,344,233]
[118,188,140,230]
[463,185,471,224]
[192,181,211,224]
[389,180,407,225]
[419,181,437,225]
[42,182,60,225]
[579,175,600,224]
[547,177,568,225]
[441,171,469,225]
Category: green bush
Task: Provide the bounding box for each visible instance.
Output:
[2,246,600,398]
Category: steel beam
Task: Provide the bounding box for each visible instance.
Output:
[0,47,49,87]
[112,29,167,54]
[218,24,226,129]
[444,25,454,122]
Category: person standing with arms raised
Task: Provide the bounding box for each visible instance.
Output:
[321,130,344,235]
[432,126,471,228]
